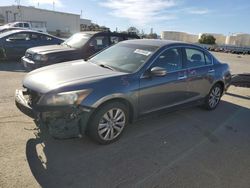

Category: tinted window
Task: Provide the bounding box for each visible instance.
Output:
[14,23,23,27]
[7,33,30,40]
[90,36,109,50]
[23,23,29,28]
[30,33,39,40]
[185,48,206,68]
[40,34,52,41]
[110,36,123,44]
[153,48,182,72]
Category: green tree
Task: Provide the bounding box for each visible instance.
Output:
[127,26,140,35]
[199,34,216,44]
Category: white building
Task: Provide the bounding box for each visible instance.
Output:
[161,30,250,47]
[199,33,226,45]
[0,5,91,35]
[161,31,198,43]
[226,33,250,47]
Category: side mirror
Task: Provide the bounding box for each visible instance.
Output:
[6,38,14,42]
[150,66,167,77]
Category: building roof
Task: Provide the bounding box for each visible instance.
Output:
[0,5,80,16]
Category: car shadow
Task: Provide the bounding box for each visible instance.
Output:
[0,61,26,72]
[26,100,250,188]
[226,92,250,100]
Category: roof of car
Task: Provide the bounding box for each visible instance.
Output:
[78,31,139,37]
[79,31,99,35]
[122,39,190,47]
[0,29,62,40]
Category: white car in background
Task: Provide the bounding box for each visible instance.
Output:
[0,21,47,33]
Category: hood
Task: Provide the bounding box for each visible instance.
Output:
[23,60,126,93]
[27,44,75,55]
[0,25,9,30]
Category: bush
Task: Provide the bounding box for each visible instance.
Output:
[199,34,216,44]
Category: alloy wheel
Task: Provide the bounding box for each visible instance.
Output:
[208,86,221,108]
[98,108,126,141]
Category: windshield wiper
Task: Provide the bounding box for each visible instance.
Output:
[99,64,115,71]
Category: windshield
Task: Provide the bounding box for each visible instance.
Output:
[90,43,159,73]
[63,33,92,48]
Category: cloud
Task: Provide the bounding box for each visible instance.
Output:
[187,8,209,15]
[100,0,178,25]
[25,0,64,8]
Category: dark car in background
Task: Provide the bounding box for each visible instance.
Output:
[21,31,140,70]
[15,40,231,144]
[0,30,63,60]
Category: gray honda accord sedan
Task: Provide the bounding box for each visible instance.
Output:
[15,39,231,144]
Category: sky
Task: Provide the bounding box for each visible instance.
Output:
[1,0,250,35]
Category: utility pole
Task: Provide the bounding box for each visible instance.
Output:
[53,1,55,11]
[15,0,21,6]
[150,28,153,34]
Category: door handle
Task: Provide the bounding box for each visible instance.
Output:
[178,75,187,80]
[208,69,215,73]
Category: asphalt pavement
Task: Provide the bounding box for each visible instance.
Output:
[0,52,250,188]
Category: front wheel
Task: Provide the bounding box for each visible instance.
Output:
[204,84,223,110]
[87,102,128,144]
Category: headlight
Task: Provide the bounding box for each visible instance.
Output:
[38,89,92,106]
[33,54,48,61]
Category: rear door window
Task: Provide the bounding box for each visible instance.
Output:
[185,48,206,68]
[7,33,30,41]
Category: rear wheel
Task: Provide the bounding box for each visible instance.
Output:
[204,84,223,110]
[87,102,128,144]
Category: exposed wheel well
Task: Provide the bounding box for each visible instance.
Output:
[214,81,225,91]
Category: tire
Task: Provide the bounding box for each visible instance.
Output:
[87,102,129,144]
[204,83,223,110]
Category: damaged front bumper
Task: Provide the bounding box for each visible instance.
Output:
[15,89,36,118]
[15,89,93,139]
